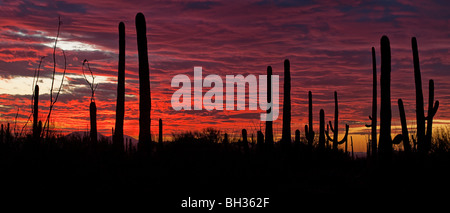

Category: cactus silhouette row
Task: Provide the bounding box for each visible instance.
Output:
[16,13,441,158]
[26,13,354,153]
[365,35,439,158]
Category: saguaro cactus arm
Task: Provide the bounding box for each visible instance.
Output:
[426,79,439,119]
[336,124,349,145]
[392,134,403,145]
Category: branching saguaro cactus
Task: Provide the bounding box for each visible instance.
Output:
[412,37,439,153]
[325,91,349,151]
[136,13,151,147]
[82,60,98,144]
[114,22,126,151]
[265,66,273,148]
[378,36,402,157]
[281,59,291,147]
[365,47,377,156]
[305,91,314,148]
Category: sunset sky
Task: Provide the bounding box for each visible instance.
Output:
[0,0,449,152]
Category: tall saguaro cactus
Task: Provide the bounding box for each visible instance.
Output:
[412,37,439,153]
[136,13,151,146]
[90,102,97,143]
[325,91,349,151]
[114,22,126,151]
[378,36,403,157]
[366,47,377,156]
[159,118,163,144]
[305,91,314,148]
[379,36,392,155]
[318,109,325,150]
[281,59,291,146]
[265,66,273,148]
[32,85,40,140]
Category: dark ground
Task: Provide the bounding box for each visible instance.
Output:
[0,137,449,211]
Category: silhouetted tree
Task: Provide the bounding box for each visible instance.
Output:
[43,17,66,138]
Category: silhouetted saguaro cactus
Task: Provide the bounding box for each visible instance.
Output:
[33,85,40,141]
[379,35,392,156]
[82,60,98,144]
[294,129,300,147]
[426,79,438,149]
[159,118,163,144]
[412,37,425,153]
[412,37,439,153]
[281,59,291,147]
[265,66,273,148]
[351,136,354,159]
[257,130,264,151]
[325,91,349,151]
[114,21,126,151]
[365,47,377,156]
[345,136,348,154]
[6,123,10,143]
[398,99,411,152]
[242,129,249,154]
[305,91,314,148]
[0,124,3,144]
[90,101,97,143]
[136,12,151,147]
[378,36,402,157]
[318,109,325,150]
